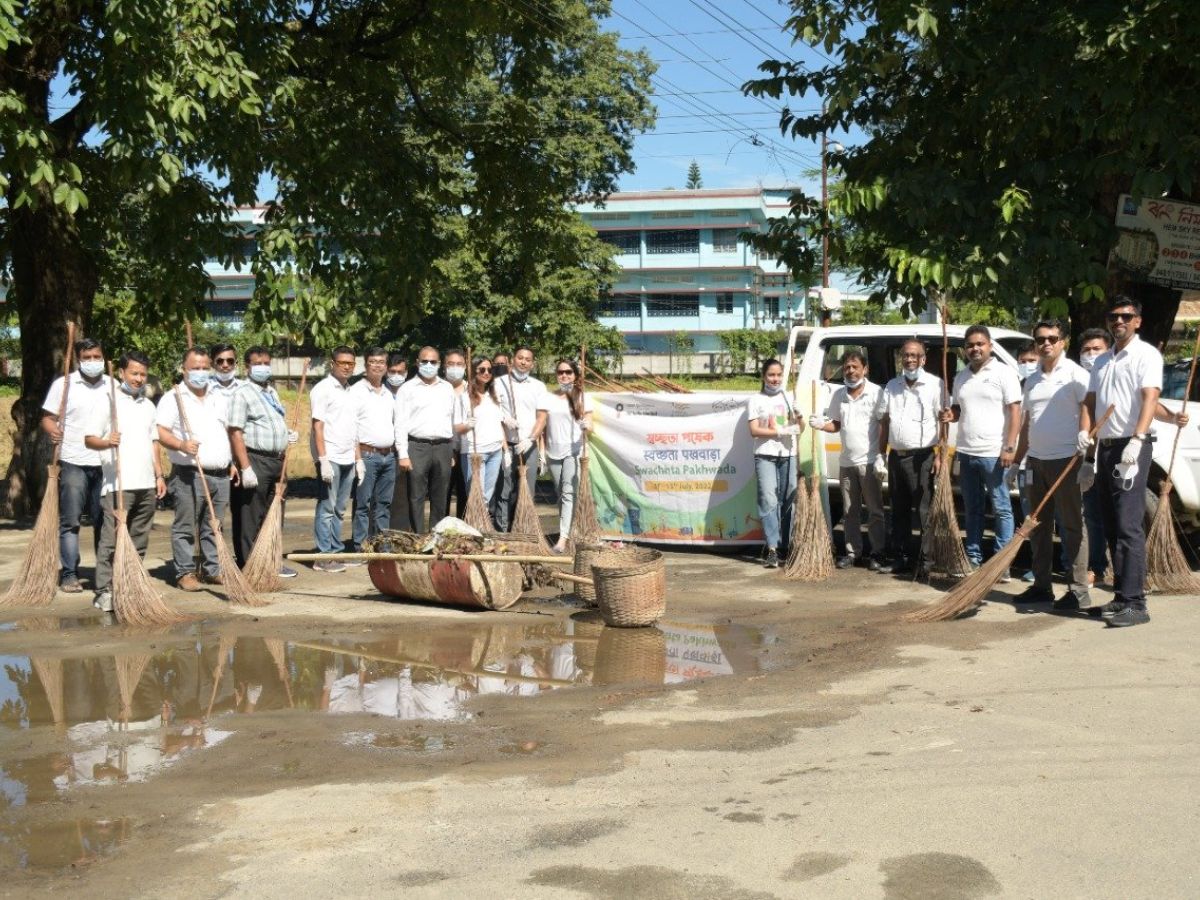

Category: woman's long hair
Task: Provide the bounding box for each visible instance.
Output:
[468,356,498,408]
[555,358,584,420]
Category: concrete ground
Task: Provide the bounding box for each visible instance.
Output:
[0,497,1197,898]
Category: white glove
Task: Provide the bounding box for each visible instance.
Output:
[1075,430,1091,454]
[1120,436,1143,465]
[777,424,801,437]
[240,466,259,490]
[287,429,298,444]
[539,454,548,476]
[873,454,887,479]
[808,414,827,430]
[516,438,532,455]
[503,447,512,468]
[355,459,366,481]
[1004,465,1020,489]
[1077,461,1095,492]
[319,457,333,483]
[502,415,518,430]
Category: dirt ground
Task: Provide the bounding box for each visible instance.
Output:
[1,498,1198,898]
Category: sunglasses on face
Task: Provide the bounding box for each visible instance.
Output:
[1107,312,1137,322]
[556,369,574,376]
[1034,335,1061,344]
[418,358,438,365]
[215,357,236,366]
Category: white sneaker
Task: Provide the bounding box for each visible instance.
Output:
[93,590,113,612]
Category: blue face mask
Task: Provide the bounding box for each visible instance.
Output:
[444,366,465,382]
[512,369,529,382]
[186,369,211,389]
[119,380,145,399]
[249,364,272,384]
[762,382,782,395]
[418,362,439,379]
[557,382,573,394]
[79,360,105,379]
[903,367,923,382]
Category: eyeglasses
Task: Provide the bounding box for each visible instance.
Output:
[418,359,438,365]
[556,369,574,376]
[214,357,236,366]
[475,366,492,374]
[1034,335,1061,344]
[1107,312,1137,322]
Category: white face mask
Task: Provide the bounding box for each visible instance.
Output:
[1018,361,1038,379]
[1080,351,1102,370]
[444,365,465,382]
[79,360,105,379]
[186,369,211,389]
[214,369,236,383]
[903,367,923,382]
[762,382,782,395]
[418,362,439,379]
[386,374,405,387]
[249,364,271,384]
[844,377,863,389]
[1113,461,1139,492]
[511,369,530,382]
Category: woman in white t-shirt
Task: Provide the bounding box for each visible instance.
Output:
[746,358,803,568]
[453,356,506,512]
[532,359,594,553]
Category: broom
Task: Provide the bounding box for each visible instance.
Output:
[242,360,311,593]
[784,382,834,580]
[781,361,810,573]
[463,348,495,531]
[205,634,237,719]
[1,322,75,606]
[31,656,67,732]
[1146,328,1200,593]
[907,405,1114,622]
[173,384,267,606]
[115,653,153,724]
[265,637,295,708]
[920,304,973,578]
[105,367,189,627]
[502,368,551,553]
[569,344,602,545]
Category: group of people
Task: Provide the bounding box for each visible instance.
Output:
[751,296,1187,628]
[40,341,593,608]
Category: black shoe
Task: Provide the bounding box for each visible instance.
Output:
[764,549,779,569]
[836,554,855,569]
[1106,605,1150,628]
[879,558,912,575]
[867,557,883,572]
[1016,585,1054,604]
[1088,599,1128,619]
[1053,591,1085,611]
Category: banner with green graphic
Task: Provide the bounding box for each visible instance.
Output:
[587,391,826,546]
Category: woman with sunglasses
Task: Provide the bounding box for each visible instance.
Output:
[532,359,594,553]
[452,356,506,518]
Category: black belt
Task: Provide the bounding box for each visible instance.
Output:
[1099,435,1155,447]
[409,437,451,445]
[890,446,934,458]
[179,464,230,477]
[248,447,286,460]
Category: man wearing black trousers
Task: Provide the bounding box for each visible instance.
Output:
[395,347,456,532]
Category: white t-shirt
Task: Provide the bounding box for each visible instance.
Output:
[1023,356,1089,460]
[952,358,1022,456]
[350,379,396,449]
[309,375,358,464]
[875,372,944,451]
[42,372,113,467]
[494,374,547,442]
[827,382,882,466]
[454,391,505,454]
[537,391,595,460]
[1089,335,1164,439]
[85,390,159,494]
[155,386,232,469]
[747,391,796,458]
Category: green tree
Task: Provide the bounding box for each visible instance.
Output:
[718,328,782,374]
[0,1,654,512]
[835,300,909,326]
[686,159,702,190]
[746,1,1200,351]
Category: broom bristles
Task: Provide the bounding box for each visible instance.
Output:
[112,513,190,626]
[115,653,153,723]
[1,467,63,607]
[212,528,268,607]
[242,491,285,593]
[569,454,601,545]
[511,461,551,553]
[31,657,66,728]
[1146,483,1200,594]
[784,474,835,580]
[464,453,495,532]
[780,466,808,571]
[906,520,1033,622]
[921,459,973,578]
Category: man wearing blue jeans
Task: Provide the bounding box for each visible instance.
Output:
[311,346,359,573]
[942,325,1022,575]
[350,348,397,550]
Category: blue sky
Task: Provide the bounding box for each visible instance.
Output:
[603,0,831,195]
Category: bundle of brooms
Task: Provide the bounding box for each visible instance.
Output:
[242,361,310,593]
[1,323,75,607]
[784,382,834,581]
[569,344,602,546]
[1147,329,1200,594]
[907,406,1113,622]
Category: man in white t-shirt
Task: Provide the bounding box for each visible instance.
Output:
[493,346,547,532]
[83,351,166,612]
[309,346,358,572]
[810,350,884,569]
[942,325,1022,572]
[1012,319,1090,610]
[40,337,112,593]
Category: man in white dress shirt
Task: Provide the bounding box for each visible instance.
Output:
[350,347,397,549]
[494,345,547,532]
[396,346,456,532]
[310,346,358,572]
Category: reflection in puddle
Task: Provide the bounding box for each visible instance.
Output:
[0,817,131,871]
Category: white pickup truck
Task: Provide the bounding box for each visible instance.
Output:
[781,324,1200,540]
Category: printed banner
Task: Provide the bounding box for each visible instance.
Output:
[588,390,825,546]
[1111,194,1200,290]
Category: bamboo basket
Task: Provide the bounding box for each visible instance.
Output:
[590,547,666,627]
[572,542,613,604]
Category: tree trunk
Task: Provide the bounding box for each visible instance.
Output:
[2,193,97,518]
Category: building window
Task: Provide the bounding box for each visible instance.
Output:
[712,228,739,253]
[599,296,641,317]
[765,297,781,319]
[209,300,250,322]
[646,294,699,317]
[710,208,741,218]
[599,230,640,254]
[651,210,695,219]
[761,273,788,287]
[716,293,734,314]
[645,229,699,255]
[590,211,630,221]
[651,273,694,284]
[710,271,743,283]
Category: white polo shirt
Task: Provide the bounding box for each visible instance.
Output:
[1089,334,1164,440]
[875,371,943,451]
[952,358,1022,456]
[747,391,797,458]
[309,375,357,464]
[155,386,232,470]
[454,391,506,454]
[350,379,396,450]
[394,377,456,460]
[42,372,112,467]
[1023,355,1089,460]
[86,390,159,494]
[827,381,882,466]
[494,373,547,442]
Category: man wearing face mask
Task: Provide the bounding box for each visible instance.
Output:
[441,349,469,518]
[41,337,112,594]
[209,343,244,398]
[495,345,547,532]
[874,340,944,575]
[1081,297,1163,627]
[492,352,511,378]
[385,352,413,531]
[310,346,359,573]
[156,347,235,591]
[84,351,165,612]
[227,346,296,574]
[396,346,456,532]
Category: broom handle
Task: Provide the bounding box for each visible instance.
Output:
[185,321,194,350]
[466,346,477,456]
[173,385,227,540]
[277,359,311,493]
[939,300,950,449]
[578,344,589,461]
[51,321,76,466]
[106,364,125,512]
[1166,328,1200,479]
[810,380,819,478]
[1029,405,1114,521]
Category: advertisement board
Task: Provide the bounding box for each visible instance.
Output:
[1112,194,1200,290]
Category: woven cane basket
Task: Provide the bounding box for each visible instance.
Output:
[572,543,611,603]
[590,547,666,628]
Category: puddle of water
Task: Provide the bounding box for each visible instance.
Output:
[0,817,131,871]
